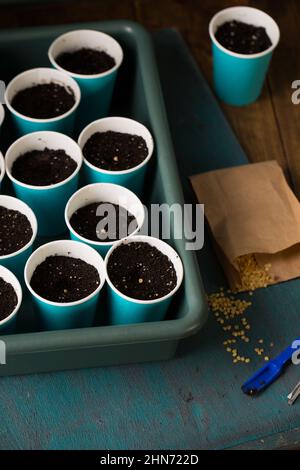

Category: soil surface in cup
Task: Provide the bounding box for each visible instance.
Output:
[83,131,149,171]
[11,147,78,186]
[107,241,178,301]
[70,202,138,242]
[0,277,18,321]
[0,206,33,256]
[215,20,272,54]
[11,83,75,119]
[56,48,116,75]
[30,255,100,303]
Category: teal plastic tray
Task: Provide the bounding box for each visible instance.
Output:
[0,20,207,376]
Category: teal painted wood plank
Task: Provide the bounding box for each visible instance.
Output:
[1,29,300,450]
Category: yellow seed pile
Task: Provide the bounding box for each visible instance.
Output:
[207,291,252,363]
[207,291,251,320]
[234,254,273,293]
[207,253,275,364]
[207,288,274,364]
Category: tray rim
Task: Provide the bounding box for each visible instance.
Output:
[0,19,208,355]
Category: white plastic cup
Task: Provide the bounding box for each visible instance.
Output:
[78,117,154,195]
[5,131,83,236]
[24,240,106,331]
[65,182,145,256]
[5,68,81,136]
[105,235,184,325]
[48,29,123,127]
[0,195,38,280]
[0,265,22,333]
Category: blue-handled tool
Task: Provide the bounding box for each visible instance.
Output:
[242,338,300,395]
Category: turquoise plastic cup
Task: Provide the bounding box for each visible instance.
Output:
[78,117,154,195]
[0,265,22,334]
[0,151,4,192]
[209,6,280,106]
[0,195,37,280]
[5,131,83,237]
[4,68,81,136]
[105,235,184,326]
[24,240,106,331]
[65,182,145,257]
[48,29,123,129]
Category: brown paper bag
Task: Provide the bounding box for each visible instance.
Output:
[190,161,300,291]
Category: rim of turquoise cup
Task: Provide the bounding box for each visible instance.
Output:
[5,131,83,191]
[0,265,22,327]
[105,235,184,305]
[78,116,154,176]
[4,67,81,123]
[0,194,38,261]
[65,182,145,248]
[48,29,124,80]
[209,6,280,60]
[24,240,106,308]
[0,151,4,185]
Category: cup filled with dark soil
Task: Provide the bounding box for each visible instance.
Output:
[5,68,81,136]
[105,235,184,325]
[209,6,279,105]
[78,117,154,195]
[25,240,106,330]
[5,131,83,237]
[0,195,37,280]
[48,29,123,126]
[0,151,5,190]
[0,265,22,333]
[65,182,145,256]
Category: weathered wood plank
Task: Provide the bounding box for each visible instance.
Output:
[0,0,136,28]
[254,0,300,196]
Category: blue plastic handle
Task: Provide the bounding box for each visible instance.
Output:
[242,337,300,395]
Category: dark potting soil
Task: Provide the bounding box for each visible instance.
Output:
[215,20,272,54]
[83,131,148,171]
[0,206,33,256]
[12,147,78,186]
[56,48,116,75]
[11,83,75,119]
[0,277,18,321]
[107,241,177,301]
[30,255,100,303]
[70,202,138,242]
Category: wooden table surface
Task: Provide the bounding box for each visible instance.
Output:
[0,0,300,450]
